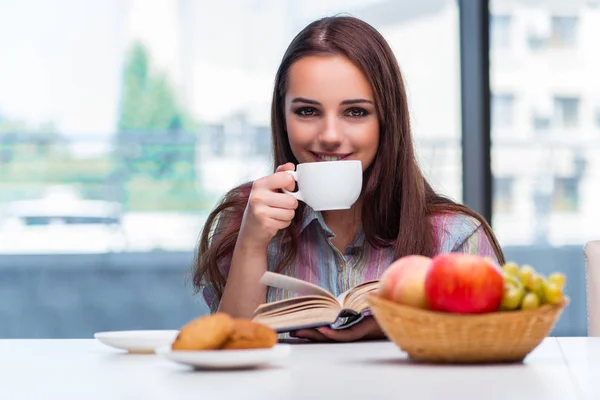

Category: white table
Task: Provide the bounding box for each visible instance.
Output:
[0,338,597,400]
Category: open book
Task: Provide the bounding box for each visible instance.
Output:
[252,271,379,333]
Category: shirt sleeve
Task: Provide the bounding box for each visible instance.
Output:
[452,223,499,263]
[433,213,500,264]
[201,214,282,313]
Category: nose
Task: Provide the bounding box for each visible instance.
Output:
[318,115,343,148]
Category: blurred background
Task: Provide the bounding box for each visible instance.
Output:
[0,0,597,337]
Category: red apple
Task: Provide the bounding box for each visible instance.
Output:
[378,255,432,309]
[424,253,504,314]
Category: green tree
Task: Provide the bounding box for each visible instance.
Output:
[115,41,200,211]
[0,118,112,204]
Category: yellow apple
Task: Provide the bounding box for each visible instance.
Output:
[378,255,432,309]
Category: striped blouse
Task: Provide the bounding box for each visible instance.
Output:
[202,205,499,313]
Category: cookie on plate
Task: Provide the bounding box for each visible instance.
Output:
[221,319,278,350]
[171,313,235,350]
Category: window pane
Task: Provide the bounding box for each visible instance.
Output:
[551,16,578,48]
[490,1,598,336]
[0,0,461,337]
[492,93,516,129]
[491,15,512,49]
[553,96,580,128]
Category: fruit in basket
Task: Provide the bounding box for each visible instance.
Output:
[521,292,540,310]
[524,273,544,292]
[517,265,535,285]
[500,270,525,310]
[378,255,431,309]
[543,281,563,305]
[548,272,566,289]
[502,272,520,288]
[502,261,519,277]
[424,253,504,314]
[499,261,567,310]
[500,287,524,310]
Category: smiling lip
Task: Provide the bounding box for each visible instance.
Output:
[311,152,352,162]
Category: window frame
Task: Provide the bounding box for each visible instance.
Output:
[458,0,492,224]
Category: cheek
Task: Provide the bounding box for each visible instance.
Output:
[351,123,379,153]
[286,118,315,148]
[350,122,379,168]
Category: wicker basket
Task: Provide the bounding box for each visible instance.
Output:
[368,294,569,364]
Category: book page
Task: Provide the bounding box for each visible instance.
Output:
[253,307,342,333]
[254,295,339,315]
[343,280,379,312]
[260,271,337,301]
[335,289,351,305]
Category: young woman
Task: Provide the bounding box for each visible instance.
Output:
[191,16,505,342]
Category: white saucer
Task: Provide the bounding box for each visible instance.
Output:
[94,330,179,353]
[155,344,292,369]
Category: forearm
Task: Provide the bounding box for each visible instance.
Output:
[217,234,269,318]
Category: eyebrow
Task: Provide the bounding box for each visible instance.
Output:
[291,97,374,106]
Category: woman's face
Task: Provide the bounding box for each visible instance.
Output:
[284,55,379,171]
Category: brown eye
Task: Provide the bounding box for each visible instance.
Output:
[295,107,318,117]
[346,108,368,117]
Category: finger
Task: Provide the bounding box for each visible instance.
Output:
[316,326,362,342]
[270,218,293,231]
[293,329,333,342]
[276,162,296,173]
[254,171,296,191]
[263,207,295,222]
[282,181,296,192]
[263,192,298,210]
[250,191,297,212]
[317,318,378,342]
[274,168,297,192]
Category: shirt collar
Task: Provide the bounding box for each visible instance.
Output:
[299,205,365,250]
[299,205,333,237]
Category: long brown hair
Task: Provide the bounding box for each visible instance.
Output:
[192,16,505,299]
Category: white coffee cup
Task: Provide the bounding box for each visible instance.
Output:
[282,160,362,211]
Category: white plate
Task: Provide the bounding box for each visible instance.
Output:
[94,330,179,353]
[155,344,292,369]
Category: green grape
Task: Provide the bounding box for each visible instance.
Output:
[500,287,524,310]
[518,265,535,285]
[502,262,519,277]
[536,283,547,305]
[535,275,548,304]
[548,272,567,289]
[543,282,564,305]
[525,273,544,292]
[503,273,520,288]
[521,292,540,310]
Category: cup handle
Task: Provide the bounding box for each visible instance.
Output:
[281,170,304,202]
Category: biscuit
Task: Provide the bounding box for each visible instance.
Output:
[171,313,235,350]
[221,319,278,350]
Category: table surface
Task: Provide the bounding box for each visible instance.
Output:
[0,337,598,400]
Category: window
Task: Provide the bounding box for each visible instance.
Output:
[552,177,580,212]
[0,1,463,337]
[491,1,598,336]
[528,35,546,51]
[554,96,580,129]
[253,126,271,157]
[550,16,578,48]
[532,113,551,134]
[493,177,514,213]
[527,15,578,51]
[492,93,515,128]
[490,15,511,49]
